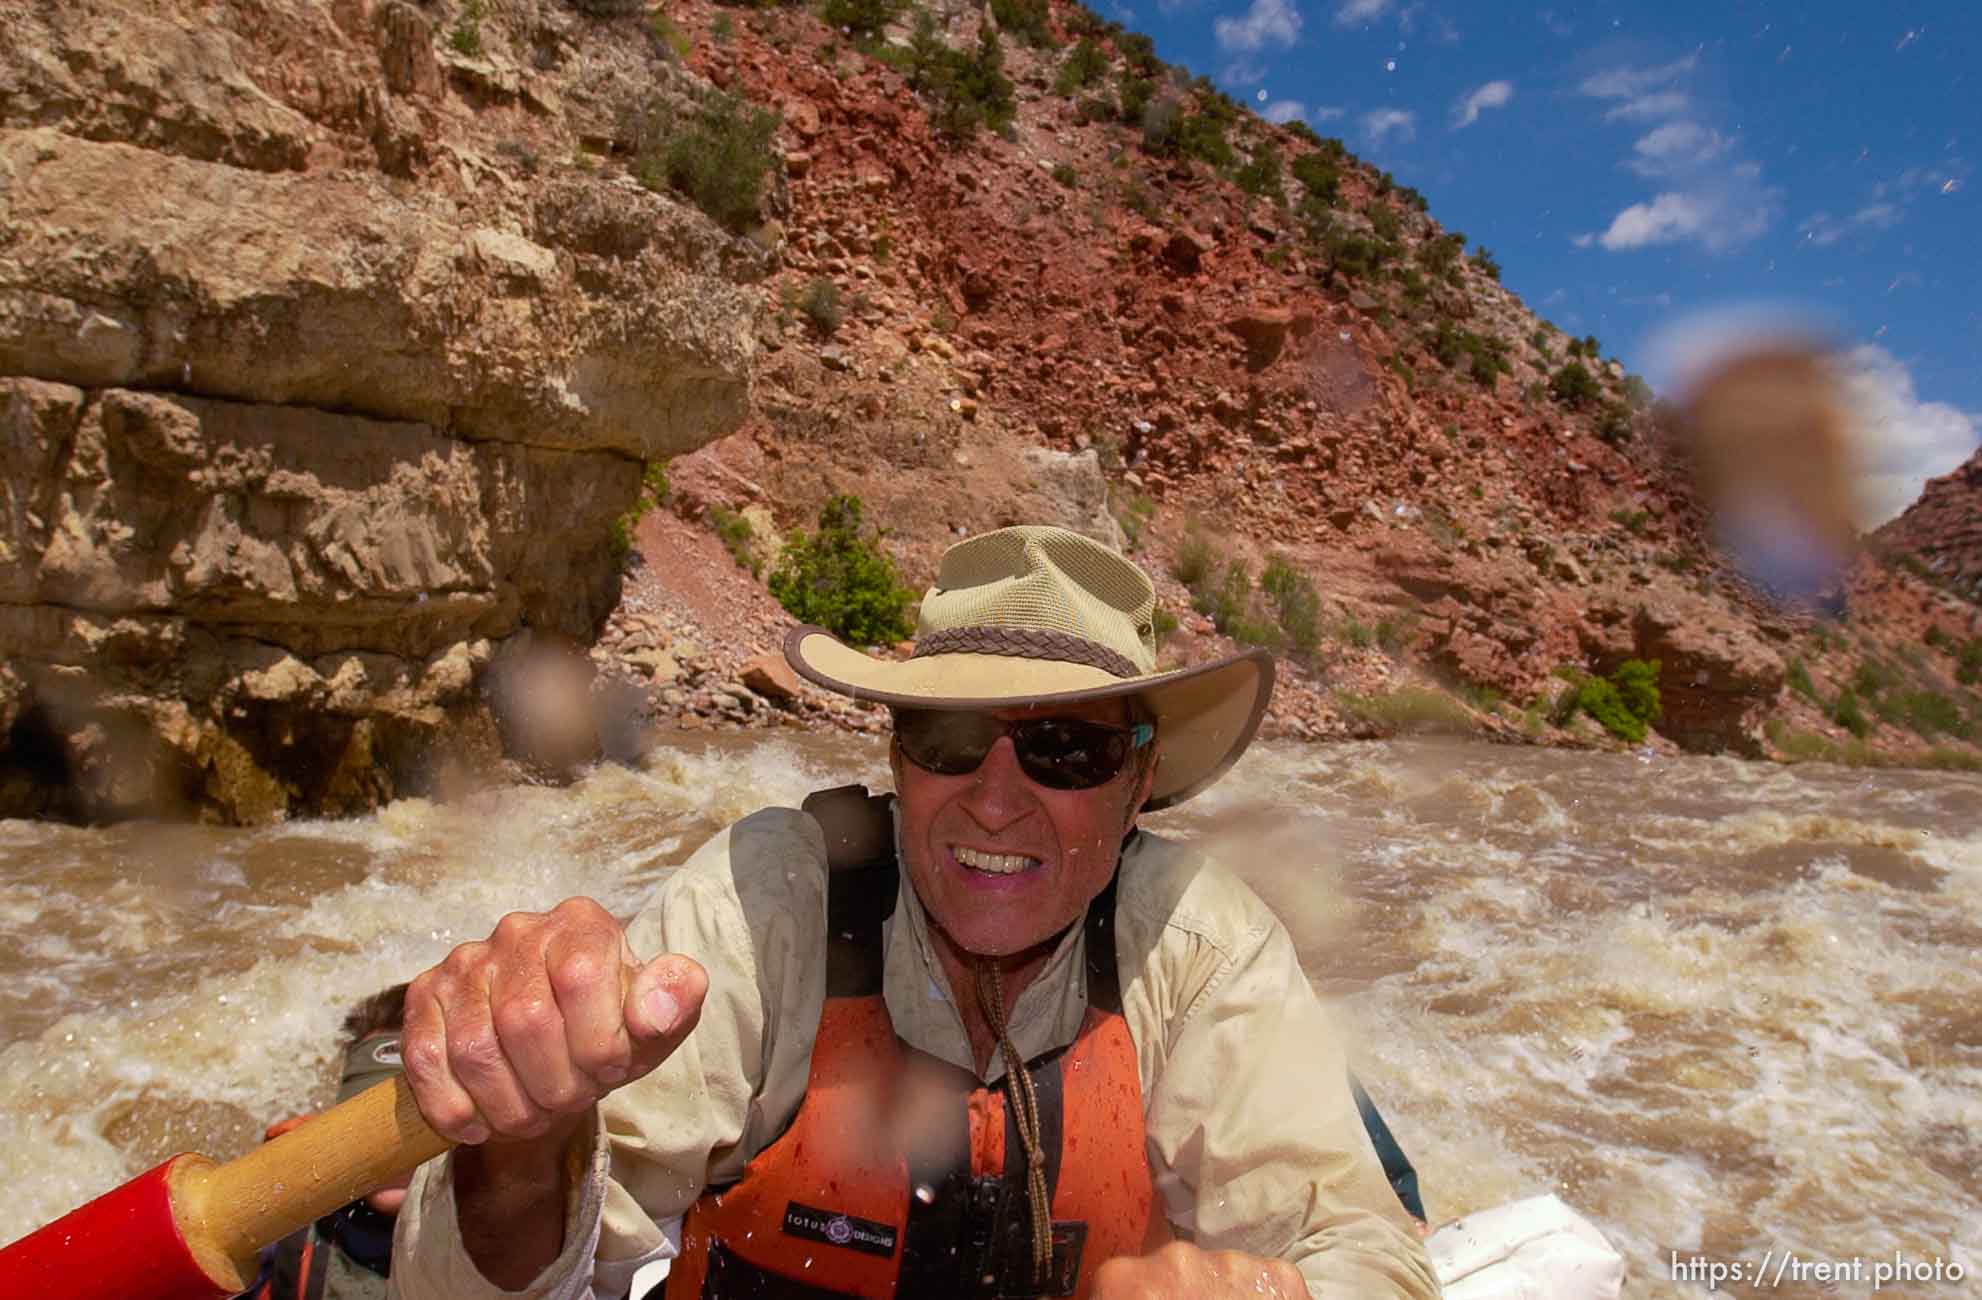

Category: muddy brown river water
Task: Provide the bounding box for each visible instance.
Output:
[1,736,1976,1296]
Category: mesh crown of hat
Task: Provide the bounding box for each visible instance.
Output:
[917,527,1157,672]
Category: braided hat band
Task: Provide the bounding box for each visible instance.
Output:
[785,526,1275,811]
[910,626,1140,679]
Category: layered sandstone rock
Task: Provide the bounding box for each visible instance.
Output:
[1874,447,1982,602]
[0,0,766,820]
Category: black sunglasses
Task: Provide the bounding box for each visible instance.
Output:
[892,708,1155,791]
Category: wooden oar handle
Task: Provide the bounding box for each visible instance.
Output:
[171,1074,454,1288]
[0,1076,453,1300]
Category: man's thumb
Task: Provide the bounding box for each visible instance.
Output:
[625,954,708,1046]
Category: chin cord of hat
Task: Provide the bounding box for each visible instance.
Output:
[975,958,1052,1291]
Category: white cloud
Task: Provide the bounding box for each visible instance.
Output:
[1798,202,1905,249]
[1799,213,1847,247]
[1852,202,1901,230]
[1576,52,1778,255]
[1214,0,1302,52]
[1451,80,1513,129]
[1836,345,1981,526]
[1628,121,1728,173]
[1262,99,1307,123]
[1586,175,1777,252]
[1593,192,1711,250]
[1604,90,1689,122]
[1333,0,1391,24]
[1361,108,1415,145]
[1578,53,1699,102]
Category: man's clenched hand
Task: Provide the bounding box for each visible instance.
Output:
[401,896,706,1150]
[1094,1242,1309,1300]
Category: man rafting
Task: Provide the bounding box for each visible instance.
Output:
[390,525,1440,1299]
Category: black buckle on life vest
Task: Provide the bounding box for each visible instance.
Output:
[959,1174,1086,1299]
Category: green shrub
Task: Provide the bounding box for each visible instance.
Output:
[1573,678,1643,742]
[629,89,780,234]
[1549,361,1601,409]
[1958,639,1982,686]
[1611,659,1661,726]
[608,458,672,562]
[1290,152,1340,207]
[1417,232,1464,279]
[651,10,692,59]
[1595,400,1634,445]
[1556,660,1661,742]
[643,460,671,503]
[1852,658,1900,699]
[1114,30,1159,75]
[1140,94,1183,154]
[1259,555,1322,659]
[1050,161,1079,187]
[1177,111,1234,168]
[823,0,902,40]
[1785,656,1818,701]
[709,506,760,577]
[1832,687,1871,738]
[711,12,734,43]
[1172,532,1213,587]
[1336,688,1475,735]
[767,495,915,645]
[1116,494,1155,549]
[990,0,1057,47]
[1151,605,1179,646]
[926,24,1015,140]
[798,277,842,334]
[1427,323,1510,389]
[1894,690,1968,740]
[1233,139,1284,202]
[1472,245,1501,280]
[450,0,484,54]
[1055,36,1108,95]
[901,9,949,91]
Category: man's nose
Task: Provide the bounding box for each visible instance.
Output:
[960,736,1036,832]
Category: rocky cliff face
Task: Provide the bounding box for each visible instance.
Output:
[2,0,1972,820]
[1874,446,1982,602]
[0,0,764,820]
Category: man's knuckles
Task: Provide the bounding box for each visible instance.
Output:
[546,945,616,1002]
[491,991,562,1045]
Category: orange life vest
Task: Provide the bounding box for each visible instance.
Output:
[665,856,1168,1300]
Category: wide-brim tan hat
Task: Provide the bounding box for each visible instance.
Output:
[784,525,1274,809]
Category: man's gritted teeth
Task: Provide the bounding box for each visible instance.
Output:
[951,844,1045,875]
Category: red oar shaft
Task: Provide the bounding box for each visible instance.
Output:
[0,1076,451,1300]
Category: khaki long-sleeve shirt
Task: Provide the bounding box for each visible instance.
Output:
[391,805,1439,1300]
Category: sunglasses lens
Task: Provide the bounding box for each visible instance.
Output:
[1014,719,1132,790]
[893,712,1142,790]
[894,710,1001,775]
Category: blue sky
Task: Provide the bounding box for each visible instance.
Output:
[1115,0,1979,522]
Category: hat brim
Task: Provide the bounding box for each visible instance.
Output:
[784,626,1274,810]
